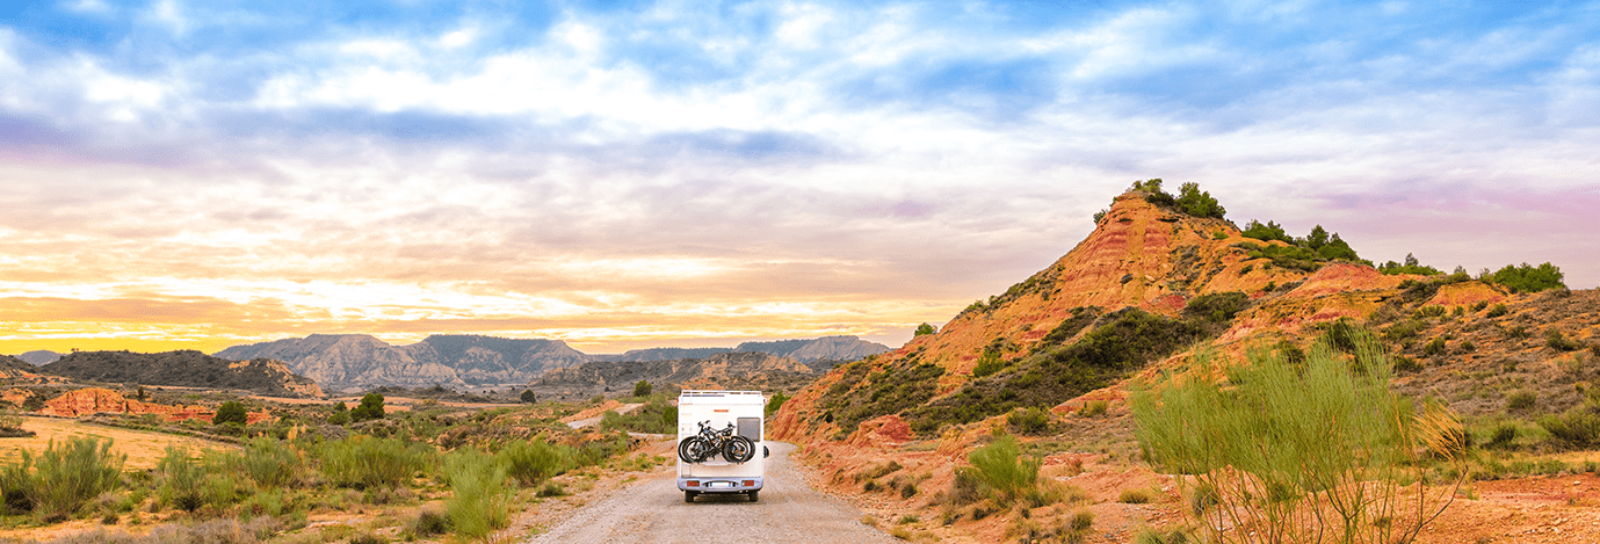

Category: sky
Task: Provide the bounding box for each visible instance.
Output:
[1,0,1597,355]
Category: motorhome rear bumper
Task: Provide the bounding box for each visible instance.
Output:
[678,476,764,493]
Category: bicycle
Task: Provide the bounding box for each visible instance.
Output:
[678,420,755,464]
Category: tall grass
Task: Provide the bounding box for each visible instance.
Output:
[227,437,304,489]
[444,449,512,540]
[1132,334,1465,544]
[498,440,570,486]
[966,435,1040,505]
[317,436,434,489]
[8,437,126,521]
[155,445,207,512]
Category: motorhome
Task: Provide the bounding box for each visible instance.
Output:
[676,390,765,502]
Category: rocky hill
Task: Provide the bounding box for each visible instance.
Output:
[771,186,1598,444]
[214,334,590,393]
[531,352,819,401]
[0,355,36,380]
[40,350,323,398]
[734,336,891,365]
[594,347,733,362]
[594,336,889,364]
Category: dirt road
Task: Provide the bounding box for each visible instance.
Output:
[527,442,901,544]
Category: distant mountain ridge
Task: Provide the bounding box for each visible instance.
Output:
[533,351,819,400]
[216,334,889,392]
[214,334,590,393]
[595,336,889,363]
[40,350,323,398]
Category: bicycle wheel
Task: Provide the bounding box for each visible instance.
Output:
[678,436,710,463]
[722,435,755,463]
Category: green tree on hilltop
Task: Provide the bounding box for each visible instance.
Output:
[914,323,937,337]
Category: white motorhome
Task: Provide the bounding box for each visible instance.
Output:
[676,390,766,502]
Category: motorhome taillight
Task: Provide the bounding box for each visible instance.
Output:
[686,480,699,487]
[742,480,755,487]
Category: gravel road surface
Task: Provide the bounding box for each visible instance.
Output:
[527,441,901,544]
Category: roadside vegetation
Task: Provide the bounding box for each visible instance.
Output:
[0,390,679,543]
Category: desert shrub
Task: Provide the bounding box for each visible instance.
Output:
[155,446,207,512]
[498,440,570,486]
[1118,488,1154,504]
[1546,329,1582,352]
[1541,406,1600,449]
[227,437,303,489]
[1486,304,1510,318]
[1182,291,1250,324]
[318,436,432,489]
[632,380,652,397]
[914,323,937,336]
[350,393,385,422]
[1487,423,1518,449]
[12,437,126,521]
[971,350,1006,378]
[1392,355,1423,373]
[520,390,537,404]
[1486,262,1565,293]
[0,411,27,436]
[765,391,789,416]
[1423,337,1446,356]
[1506,390,1537,412]
[444,450,512,540]
[1378,253,1444,276]
[213,401,248,426]
[1079,400,1109,417]
[967,436,1040,505]
[1241,220,1291,244]
[411,507,451,537]
[1132,334,1465,544]
[1007,407,1052,435]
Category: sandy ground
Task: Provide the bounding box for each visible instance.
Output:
[0,415,234,470]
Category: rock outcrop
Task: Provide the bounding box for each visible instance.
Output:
[38,387,272,424]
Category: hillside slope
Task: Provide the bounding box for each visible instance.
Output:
[532,352,817,400]
[771,188,1597,443]
[40,350,323,398]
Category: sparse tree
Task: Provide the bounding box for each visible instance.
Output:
[350,393,385,422]
[213,400,248,426]
[914,323,937,337]
[520,389,537,404]
[633,380,652,398]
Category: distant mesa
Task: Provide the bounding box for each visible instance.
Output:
[17,350,61,365]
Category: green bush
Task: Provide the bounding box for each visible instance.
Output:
[1132,334,1464,544]
[318,436,433,489]
[914,323,937,337]
[632,380,652,397]
[1486,262,1565,293]
[498,440,570,486]
[213,401,249,426]
[231,437,303,489]
[1540,407,1600,449]
[1175,182,1225,219]
[156,445,207,512]
[1485,304,1509,318]
[1547,329,1582,352]
[1006,407,1051,436]
[444,450,512,540]
[1487,423,1518,449]
[11,437,125,521]
[351,393,386,422]
[1423,337,1446,356]
[971,351,1005,378]
[1506,390,1537,412]
[966,436,1040,505]
[765,392,789,416]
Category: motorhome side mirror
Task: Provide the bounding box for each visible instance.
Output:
[763,446,770,458]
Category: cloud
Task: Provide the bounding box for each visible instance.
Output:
[0,1,1597,353]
